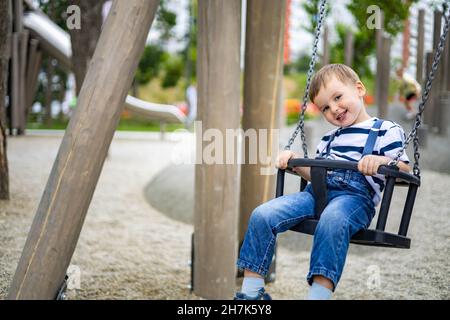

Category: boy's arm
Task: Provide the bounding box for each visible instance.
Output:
[358,155,410,176]
[293,166,312,182]
[276,150,312,181]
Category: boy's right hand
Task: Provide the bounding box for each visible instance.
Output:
[275,150,296,169]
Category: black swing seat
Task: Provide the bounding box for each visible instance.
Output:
[277,158,420,249]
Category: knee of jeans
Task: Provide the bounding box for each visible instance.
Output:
[317,211,349,234]
[249,205,271,227]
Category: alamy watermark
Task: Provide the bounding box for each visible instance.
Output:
[170,121,280,176]
[66,5,81,30]
[366,264,381,290]
[366,5,382,30]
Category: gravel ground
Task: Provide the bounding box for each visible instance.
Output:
[1,123,449,300]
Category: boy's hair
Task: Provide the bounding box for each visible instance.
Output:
[309,64,361,102]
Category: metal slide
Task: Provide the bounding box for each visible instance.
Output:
[23,10,187,124]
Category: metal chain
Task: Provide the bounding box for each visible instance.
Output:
[285,0,327,158]
[392,4,450,177]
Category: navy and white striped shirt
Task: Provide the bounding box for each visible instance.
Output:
[316,117,410,206]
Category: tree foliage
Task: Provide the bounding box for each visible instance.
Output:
[331,0,418,78]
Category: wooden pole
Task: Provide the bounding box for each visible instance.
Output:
[25,39,42,114]
[416,9,425,84]
[432,10,443,130]
[8,0,159,300]
[375,11,384,109]
[322,25,329,66]
[423,52,435,128]
[344,30,354,67]
[239,0,285,253]
[18,30,29,134]
[378,36,391,119]
[0,0,12,199]
[10,33,20,131]
[195,0,241,299]
[12,0,23,33]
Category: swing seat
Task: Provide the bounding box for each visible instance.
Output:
[277,158,420,249]
[290,218,411,248]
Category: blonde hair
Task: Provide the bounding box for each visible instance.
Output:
[309,64,361,102]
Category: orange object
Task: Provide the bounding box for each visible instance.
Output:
[121,110,131,119]
[284,99,320,118]
[364,95,375,105]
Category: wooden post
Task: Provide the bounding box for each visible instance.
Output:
[10,33,20,131]
[239,0,285,253]
[25,39,42,114]
[432,10,443,130]
[0,0,12,199]
[322,25,329,66]
[8,0,159,300]
[423,52,435,128]
[344,30,354,67]
[441,19,450,93]
[416,9,425,84]
[18,30,29,134]
[375,11,384,108]
[442,26,450,92]
[13,0,23,33]
[195,0,241,299]
[378,36,391,119]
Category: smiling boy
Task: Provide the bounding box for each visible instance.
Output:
[234,64,410,300]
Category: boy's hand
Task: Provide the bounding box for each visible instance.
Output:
[276,150,296,169]
[358,155,391,176]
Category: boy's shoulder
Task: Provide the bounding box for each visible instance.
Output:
[377,118,405,131]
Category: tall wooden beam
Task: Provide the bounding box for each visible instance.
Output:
[10,33,20,131]
[431,10,443,130]
[416,9,425,84]
[8,0,159,300]
[18,30,29,134]
[322,25,329,66]
[344,30,354,67]
[195,0,241,299]
[25,39,42,114]
[423,52,435,127]
[239,0,285,252]
[377,36,391,119]
[375,11,384,109]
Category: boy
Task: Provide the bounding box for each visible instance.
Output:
[235,64,410,300]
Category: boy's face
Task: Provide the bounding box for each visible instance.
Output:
[313,76,368,127]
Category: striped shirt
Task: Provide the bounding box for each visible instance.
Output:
[316,117,410,206]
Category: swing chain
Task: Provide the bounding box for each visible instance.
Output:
[392,4,450,177]
[285,0,328,157]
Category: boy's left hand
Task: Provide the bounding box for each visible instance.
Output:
[358,155,391,176]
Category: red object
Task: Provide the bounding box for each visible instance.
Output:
[178,103,188,115]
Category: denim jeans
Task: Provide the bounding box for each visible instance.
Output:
[237,169,376,290]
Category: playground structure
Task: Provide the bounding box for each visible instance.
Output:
[8,1,185,137]
[2,0,450,300]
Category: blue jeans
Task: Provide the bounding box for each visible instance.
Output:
[237,169,376,290]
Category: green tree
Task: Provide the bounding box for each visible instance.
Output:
[182,0,197,84]
[135,45,166,85]
[161,54,184,88]
[134,0,179,87]
[330,0,418,78]
[155,0,177,45]
[301,0,331,35]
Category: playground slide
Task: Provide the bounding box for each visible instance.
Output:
[22,10,186,124]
